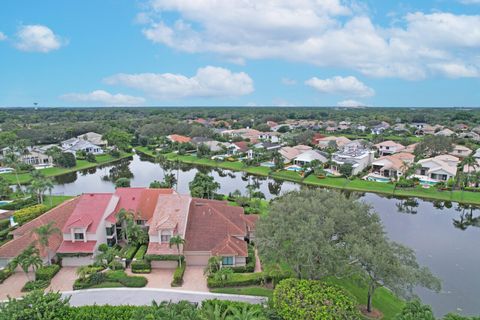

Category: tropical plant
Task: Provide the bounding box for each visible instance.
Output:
[11,246,44,281]
[115,177,131,188]
[213,267,234,287]
[95,246,121,268]
[32,221,60,265]
[394,300,435,320]
[169,235,186,267]
[189,172,220,199]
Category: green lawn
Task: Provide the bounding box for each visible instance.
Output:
[44,195,75,209]
[3,152,133,184]
[136,147,480,205]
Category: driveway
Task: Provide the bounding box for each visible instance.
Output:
[48,267,77,292]
[126,268,174,288]
[0,272,31,300]
[179,266,208,292]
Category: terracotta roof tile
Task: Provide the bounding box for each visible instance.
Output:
[63,193,113,233]
[57,240,97,253]
[0,198,79,259]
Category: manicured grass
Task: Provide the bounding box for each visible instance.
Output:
[136,147,480,205]
[44,195,75,209]
[324,277,404,320]
[3,152,133,184]
[211,286,274,299]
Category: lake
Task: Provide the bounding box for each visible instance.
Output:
[50,153,480,317]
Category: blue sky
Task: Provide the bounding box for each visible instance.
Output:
[0,0,479,108]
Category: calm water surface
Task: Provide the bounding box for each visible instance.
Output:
[50,154,480,317]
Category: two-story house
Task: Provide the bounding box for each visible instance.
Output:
[374,140,406,156]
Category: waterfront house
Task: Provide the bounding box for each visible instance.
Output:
[293,150,328,166]
[77,132,107,147]
[416,155,459,182]
[371,152,415,179]
[279,145,312,163]
[1,146,54,168]
[331,144,375,175]
[61,138,104,156]
[167,134,192,144]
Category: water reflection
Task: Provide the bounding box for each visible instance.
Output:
[48,153,480,317]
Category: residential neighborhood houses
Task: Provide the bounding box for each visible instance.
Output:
[0,187,256,269]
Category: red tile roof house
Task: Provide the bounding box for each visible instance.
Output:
[23,188,256,268]
[167,134,192,144]
[0,198,80,268]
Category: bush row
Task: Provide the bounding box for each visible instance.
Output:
[120,245,139,260]
[22,279,50,292]
[171,263,186,287]
[35,264,61,281]
[0,197,36,211]
[207,272,267,288]
[0,218,10,230]
[131,260,151,274]
[73,270,147,290]
[133,244,147,260]
[145,254,184,262]
[13,204,48,225]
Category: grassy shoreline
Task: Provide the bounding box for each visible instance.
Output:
[136,146,480,206]
[3,152,133,185]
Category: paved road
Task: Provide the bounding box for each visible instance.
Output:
[61,288,267,306]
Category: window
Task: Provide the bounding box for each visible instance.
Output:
[161,230,171,243]
[136,220,146,226]
[74,232,84,240]
[222,256,234,266]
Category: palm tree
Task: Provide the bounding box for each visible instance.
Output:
[95,246,120,268]
[33,222,60,265]
[226,305,266,320]
[3,151,24,194]
[199,302,229,320]
[169,235,186,267]
[11,246,43,281]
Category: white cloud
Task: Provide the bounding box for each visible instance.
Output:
[61,90,145,106]
[0,32,6,41]
[337,99,366,107]
[429,63,479,78]
[281,77,297,85]
[459,0,480,4]
[15,25,64,53]
[305,76,375,97]
[139,2,480,79]
[104,66,254,99]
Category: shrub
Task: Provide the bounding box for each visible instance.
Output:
[145,254,184,262]
[0,218,10,230]
[171,263,186,287]
[35,264,61,281]
[55,152,77,168]
[108,260,124,271]
[0,228,11,241]
[207,272,266,288]
[0,266,14,284]
[231,245,256,273]
[273,278,359,320]
[121,245,139,260]
[134,244,147,260]
[98,243,109,253]
[0,197,36,210]
[22,279,50,292]
[118,275,147,287]
[131,260,151,274]
[13,204,48,225]
[85,153,96,163]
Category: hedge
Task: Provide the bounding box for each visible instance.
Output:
[13,204,48,225]
[0,266,14,284]
[0,228,11,241]
[133,244,147,260]
[74,270,147,290]
[131,260,151,274]
[0,197,36,211]
[230,245,256,273]
[171,263,186,287]
[36,264,61,281]
[121,245,139,260]
[0,219,10,230]
[273,278,360,320]
[145,254,184,262]
[207,272,267,288]
[22,279,50,292]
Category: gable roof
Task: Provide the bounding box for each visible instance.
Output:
[0,198,79,259]
[148,194,191,237]
[168,134,191,143]
[63,193,113,233]
[374,140,405,149]
[184,199,250,257]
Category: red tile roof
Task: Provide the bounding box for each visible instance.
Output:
[212,235,247,256]
[106,188,175,223]
[148,194,190,237]
[0,198,79,259]
[233,141,249,152]
[146,242,179,255]
[168,134,191,143]
[57,240,97,254]
[184,198,252,257]
[63,193,113,233]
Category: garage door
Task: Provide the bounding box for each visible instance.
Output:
[62,256,93,267]
[185,253,210,266]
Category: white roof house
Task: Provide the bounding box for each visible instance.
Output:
[77,132,107,146]
[374,140,405,155]
[416,155,459,181]
[293,150,328,166]
[434,128,455,137]
[61,139,104,155]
